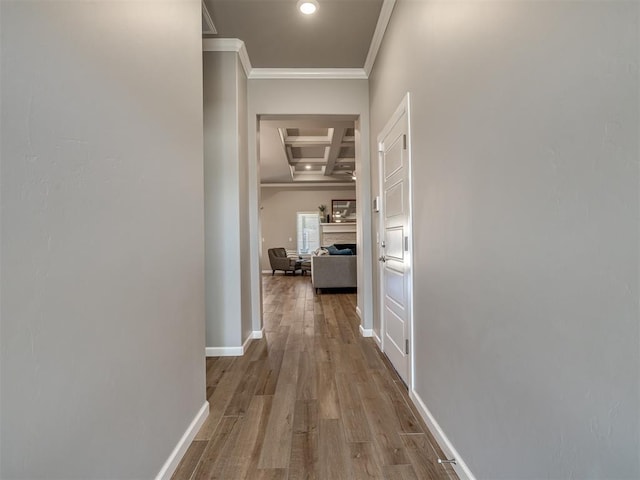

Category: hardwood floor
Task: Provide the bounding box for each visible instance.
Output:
[172,274,457,480]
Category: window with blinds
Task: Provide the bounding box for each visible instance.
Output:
[296,212,320,255]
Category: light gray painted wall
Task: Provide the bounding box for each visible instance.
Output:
[370,1,639,478]
[204,51,253,348]
[260,187,356,270]
[0,1,206,478]
[248,79,372,330]
[237,59,253,343]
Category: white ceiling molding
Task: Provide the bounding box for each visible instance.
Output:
[202,1,217,35]
[248,68,367,80]
[261,183,356,188]
[363,0,396,76]
[202,38,252,77]
[202,0,394,80]
[201,41,365,80]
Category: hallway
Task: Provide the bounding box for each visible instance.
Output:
[172,275,456,480]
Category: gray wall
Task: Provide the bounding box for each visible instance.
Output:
[0,1,206,478]
[260,187,356,270]
[370,1,639,478]
[248,79,373,330]
[237,59,253,343]
[204,51,252,348]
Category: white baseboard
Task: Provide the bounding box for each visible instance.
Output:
[359,324,373,337]
[373,330,382,349]
[409,390,476,480]
[242,332,253,352]
[355,306,362,319]
[205,346,243,356]
[206,330,262,357]
[155,401,209,480]
[252,328,264,339]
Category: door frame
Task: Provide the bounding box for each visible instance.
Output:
[376,92,415,388]
[250,111,374,336]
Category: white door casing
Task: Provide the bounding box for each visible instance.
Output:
[378,93,413,386]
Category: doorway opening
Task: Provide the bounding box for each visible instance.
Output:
[256,114,361,318]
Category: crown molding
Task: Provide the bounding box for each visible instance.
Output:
[261,182,355,188]
[202,38,252,77]
[364,0,396,76]
[201,1,217,35]
[249,68,367,80]
[202,0,394,80]
[236,44,252,78]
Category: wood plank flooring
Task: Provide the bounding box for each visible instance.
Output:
[172,274,457,480]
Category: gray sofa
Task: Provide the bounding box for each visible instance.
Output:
[311,254,357,293]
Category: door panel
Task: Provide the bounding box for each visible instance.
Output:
[379,103,411,384]
[385,306,405,352]
[385,227,404,260]
[383,136,403,179]
[385,181,404,218]
[384,267,404,306]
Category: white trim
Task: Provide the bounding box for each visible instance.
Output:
[359,324,373,337]
[405,93,416,392]
[242,333,253,352]
[320,223,357,234]
[355,305,362,319]
[155,401,209,480]
[205,346,243,357]
[202,38,252,77]
[205,331,256,357]
[409,390,476,480]
[373,330,382,349]
[252,328,264,339]
[364,0,396,76]
[203,37,243,52]
[260,182,355,188]
[249,68,367,80]
[377,93,413,388]
[201,1,217,34]
[237,43,253,78]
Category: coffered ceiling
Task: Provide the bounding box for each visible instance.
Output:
[260,116,357,184]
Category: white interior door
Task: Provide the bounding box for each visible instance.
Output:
[379,98,411,385]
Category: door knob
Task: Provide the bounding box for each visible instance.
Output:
[378,256,386,263]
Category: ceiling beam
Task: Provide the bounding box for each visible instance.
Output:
[277,128,295,182]
[324,127,346,176]
[286,141,331,148]
[292,172,353,182]
[290,158,327,164]
[284,135,331,145]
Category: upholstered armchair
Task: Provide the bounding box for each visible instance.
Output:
[268,247,301,275]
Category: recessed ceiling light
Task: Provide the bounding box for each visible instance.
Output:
[297,0,318,15]
[305,165,312,170]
